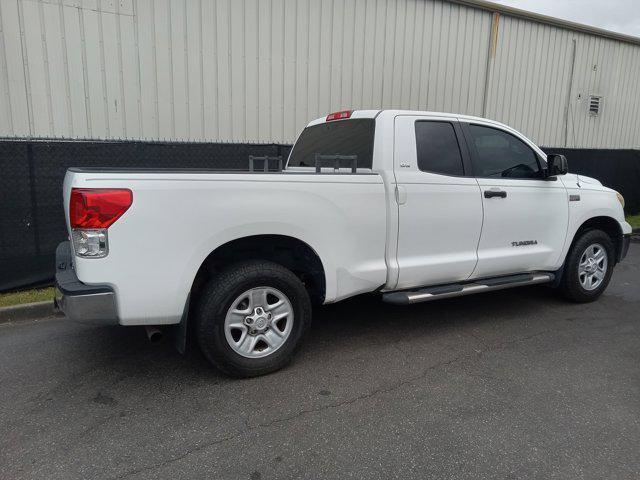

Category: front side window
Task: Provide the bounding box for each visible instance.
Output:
[287,119,375,169]
[468,124,541,179]
[415,121,465,176]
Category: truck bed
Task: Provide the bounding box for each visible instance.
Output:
[63,168,389,325]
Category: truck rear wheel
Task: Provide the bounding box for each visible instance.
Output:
[195,260,312,377]
[560,229,615,303]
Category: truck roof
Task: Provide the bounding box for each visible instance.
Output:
[307,109,512,130]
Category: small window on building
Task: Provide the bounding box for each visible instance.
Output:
[589,96,602,116]
[414,121,465,176]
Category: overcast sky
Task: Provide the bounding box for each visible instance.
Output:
[490,0,640,37]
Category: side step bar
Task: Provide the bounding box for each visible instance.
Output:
[382,273,555,305]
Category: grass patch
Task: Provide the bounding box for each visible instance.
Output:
[0,287,55,308]
[627,214,640,230]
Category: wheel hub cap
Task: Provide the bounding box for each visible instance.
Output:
[244,307,271,333]
[578,243,607,291]
[224,287,294,359]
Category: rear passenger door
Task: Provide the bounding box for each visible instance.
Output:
[393,116,483,290]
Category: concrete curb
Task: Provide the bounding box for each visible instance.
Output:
[0,301,58,324]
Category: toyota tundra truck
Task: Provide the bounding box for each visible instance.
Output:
[55,110,632,377]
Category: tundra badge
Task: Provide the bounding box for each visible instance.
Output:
[512,240,538,247]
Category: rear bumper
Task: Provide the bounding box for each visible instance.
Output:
[618,234,631,262]
[54,241,119,325]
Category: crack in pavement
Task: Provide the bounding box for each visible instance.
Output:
[113,432,245,479]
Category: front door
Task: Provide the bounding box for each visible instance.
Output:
[461,122,569,278]
[393,116,483,290]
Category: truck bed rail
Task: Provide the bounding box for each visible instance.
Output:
[314,154,358,173]
[248,155,283,172]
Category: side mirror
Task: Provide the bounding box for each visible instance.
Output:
[546,154,568,177]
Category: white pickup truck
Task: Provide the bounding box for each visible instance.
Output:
[56,109,632,377]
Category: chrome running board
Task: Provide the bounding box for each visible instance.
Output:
[382,273,555,305]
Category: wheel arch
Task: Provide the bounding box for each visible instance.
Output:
[569,215,624,264]
[189,234,327,308]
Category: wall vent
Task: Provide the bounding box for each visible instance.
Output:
[589,96,602,116]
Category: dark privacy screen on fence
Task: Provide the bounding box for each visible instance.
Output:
[0,139,638,292]
[542,148,640,214]
[0,140,292,292]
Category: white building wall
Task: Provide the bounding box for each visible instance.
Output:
[0,0,639,147]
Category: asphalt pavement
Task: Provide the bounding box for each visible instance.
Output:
[2,245,639,480]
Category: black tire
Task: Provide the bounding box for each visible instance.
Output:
[195,260,312,377]
[559,229,615,303]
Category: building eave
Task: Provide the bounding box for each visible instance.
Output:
[449,0,640,46]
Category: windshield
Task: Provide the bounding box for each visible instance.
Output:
[287,119,375,169]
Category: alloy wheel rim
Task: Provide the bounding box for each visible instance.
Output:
[578,243,607,291]
[224,287,294,358]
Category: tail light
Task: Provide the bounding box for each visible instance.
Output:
[326,110,352,121]
[70,188,132,258]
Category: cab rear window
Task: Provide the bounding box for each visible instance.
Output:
[287,119,375,169]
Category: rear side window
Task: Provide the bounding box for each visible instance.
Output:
[415,121,465,176]
[287,119,375,169]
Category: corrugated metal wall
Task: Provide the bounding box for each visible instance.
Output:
[0,0,639,148]
[484,14,640,149]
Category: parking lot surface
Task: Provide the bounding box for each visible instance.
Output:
[1,245,639,480]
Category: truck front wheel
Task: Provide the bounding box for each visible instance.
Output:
[195,260,312,377]
[560,229,615,303]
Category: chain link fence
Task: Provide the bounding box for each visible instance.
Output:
[0,139,292,292]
